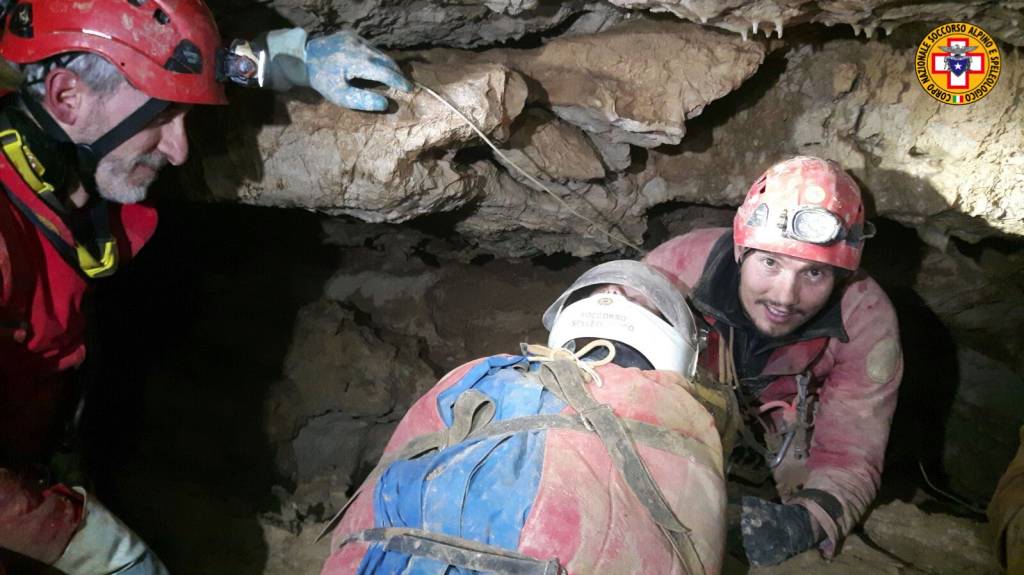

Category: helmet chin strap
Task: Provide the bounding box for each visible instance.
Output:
[18,90,171,197]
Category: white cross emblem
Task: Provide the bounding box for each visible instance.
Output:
[931,39,984,88]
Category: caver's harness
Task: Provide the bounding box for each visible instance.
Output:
[0,110,120,280]
[0,48,177,279]
[0,110,121,457]
[715,326,817,479]
[321,344,726,575]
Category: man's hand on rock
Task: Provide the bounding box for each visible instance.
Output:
[306,30,413,111]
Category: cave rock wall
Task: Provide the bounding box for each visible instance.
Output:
[193,4,1023,257]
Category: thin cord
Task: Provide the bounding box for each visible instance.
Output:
[522,340,618,387]
[414,81,645,253]
[917,460,987,515]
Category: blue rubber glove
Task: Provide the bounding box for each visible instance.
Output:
[305,30,413,111]
[261,28,412,111]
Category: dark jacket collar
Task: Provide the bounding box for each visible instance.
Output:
[691,231,848,356]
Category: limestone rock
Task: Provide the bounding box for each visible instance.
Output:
[324,267,444,345]
[912,246,1024,370]
[482,0,540,16]
[421,259,586,365]
[211,0,619,49]
[292,412,368,483]
[645,37,1024,241]
[876,237,1024,500]
[261,519,327,575]
[747,533,926,575]
[587,132,634,172]
[210,1,1022,47]
[196,60,527,223]
[500,108,606,182]
[265,300,435,458]
[196,6,1024,253]
[414,19,764,147]
[316,238,584,369]
[455,163,648,256]
[193,20,760,250]
[861,501,1001,575]
[603,0,1024,45]
[943,349,1024,501]
[513,19,765,147]
[286,412,398,522]
[280,303,398,417]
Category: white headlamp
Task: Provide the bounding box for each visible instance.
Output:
[786,207,843,244]
[547,293,693,376]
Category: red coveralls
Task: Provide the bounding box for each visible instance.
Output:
[645,227,903,556]
[0,141,157,564]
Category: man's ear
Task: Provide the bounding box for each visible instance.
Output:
[42,67,88,126]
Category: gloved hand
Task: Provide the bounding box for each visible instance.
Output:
[305,30,413,111]
[733,496,819,566]
[52,489,169,575]
[259,28,412,111]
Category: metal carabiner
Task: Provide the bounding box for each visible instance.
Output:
[759,372,812,468]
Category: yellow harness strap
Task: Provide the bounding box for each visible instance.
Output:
[0,128,118,278]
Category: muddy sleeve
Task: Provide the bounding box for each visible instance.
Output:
[791,277,903,556]
[0,470,84,565]
[257,28,312,92]
[643,228,727,293]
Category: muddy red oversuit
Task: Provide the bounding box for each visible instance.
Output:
[0,123,158,565]
[645,228,903,556]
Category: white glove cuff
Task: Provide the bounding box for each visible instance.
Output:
[52,488,153,575]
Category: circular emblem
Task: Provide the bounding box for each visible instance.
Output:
[915,22,1001,106]
[597,297,614,306]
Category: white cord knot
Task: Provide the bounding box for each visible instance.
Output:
[521,340,617,387]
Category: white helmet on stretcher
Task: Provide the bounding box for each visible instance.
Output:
[543,260,700,378]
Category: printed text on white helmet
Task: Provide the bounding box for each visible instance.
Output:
[547,293,694,376]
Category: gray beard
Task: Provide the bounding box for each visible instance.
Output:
[94,152,167,204]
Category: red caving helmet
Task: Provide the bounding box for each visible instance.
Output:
[0,0,227,105]
[733,156,873,271]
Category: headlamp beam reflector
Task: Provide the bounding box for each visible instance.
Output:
[787,207,843,245]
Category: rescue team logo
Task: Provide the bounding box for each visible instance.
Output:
[916,22,1001,105]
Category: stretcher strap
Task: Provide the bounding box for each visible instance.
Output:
[335,527,563,575]
[538,360,707,575]
[317,389,501,541]
[321,362,715,575]
[323,386,723,533]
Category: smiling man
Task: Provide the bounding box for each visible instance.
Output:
[645,156,903,566]
[738,250,835,337]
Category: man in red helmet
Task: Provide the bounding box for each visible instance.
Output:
[645,156,903,566]
[0,1,411,573]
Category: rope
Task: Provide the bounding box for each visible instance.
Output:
[917,460,987,515]
[522,340,617,388]
[717,326,740,390]
[414,82,645,253]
